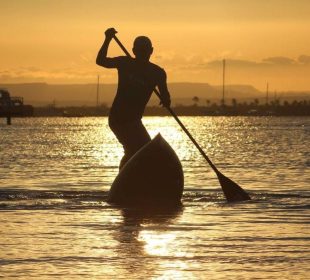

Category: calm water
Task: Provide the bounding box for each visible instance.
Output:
[0,116,309,279]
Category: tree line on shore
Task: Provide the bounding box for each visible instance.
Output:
[32,97,310,116]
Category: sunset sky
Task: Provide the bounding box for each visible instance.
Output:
[1,0,310,91]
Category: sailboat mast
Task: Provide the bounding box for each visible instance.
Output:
[96,75,100,107]
[222,59,226,105]
[266,82,269,105]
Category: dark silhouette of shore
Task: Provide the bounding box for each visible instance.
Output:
[0,88,34,124]
[30,98,310,117]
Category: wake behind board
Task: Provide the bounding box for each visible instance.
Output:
[108,133,184,206]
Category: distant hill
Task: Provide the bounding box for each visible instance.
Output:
[168,83,266,105]
[0,83,116,106]
[1,82,309,106]
[214,84,262,96]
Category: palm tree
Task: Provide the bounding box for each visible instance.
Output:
[254,98,259,107]
[232,98,237,107]
[192,96,199,106]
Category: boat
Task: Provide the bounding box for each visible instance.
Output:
[108,133,184,206]
[0,89,33,117]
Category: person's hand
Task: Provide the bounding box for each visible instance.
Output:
[159,96,171,108]
[105,28,117,40]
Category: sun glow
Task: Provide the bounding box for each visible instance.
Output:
[137,230,196,279]
[138,230,177,256]
[2,1,309,90]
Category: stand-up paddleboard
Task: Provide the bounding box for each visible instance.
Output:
[108,134,184,206]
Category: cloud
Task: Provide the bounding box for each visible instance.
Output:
[155,51,310,72]
[262,56,295,65]
[206,59,259,68]
[1,54,309,87]
[203,55,310,70]
[0,66,114,84]
[298,55,310,64]
[20,66,42,72]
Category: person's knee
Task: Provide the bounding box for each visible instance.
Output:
[119,154,130,170]
[108,119,117,132]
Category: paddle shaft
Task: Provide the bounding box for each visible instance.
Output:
[113,35,219,175]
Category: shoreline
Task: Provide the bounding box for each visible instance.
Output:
[1,103,310,118]
[33,103,310,117]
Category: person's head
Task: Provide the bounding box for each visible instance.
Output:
[132,36,153,61]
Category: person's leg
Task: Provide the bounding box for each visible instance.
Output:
[125,120,151,153]
[109,120,151,170]
[119,153,131,170]
[109,121,128,169]
[119,120,151,169]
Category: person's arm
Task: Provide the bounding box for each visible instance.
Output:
[96,28,119,68]
[157,70,171,108]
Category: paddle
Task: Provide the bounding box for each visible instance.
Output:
[112,34,251,202]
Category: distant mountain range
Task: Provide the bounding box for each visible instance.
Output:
[1,82,309,106]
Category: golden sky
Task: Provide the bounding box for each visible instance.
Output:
[1,0,310,91]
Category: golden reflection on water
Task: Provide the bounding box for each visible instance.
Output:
[145,117,184,140]
[137,229,195,279]
[1,117,309,279]
[138,231,177,257]
[133,230,185,279]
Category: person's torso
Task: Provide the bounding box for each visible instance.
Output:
[110,57,164,123]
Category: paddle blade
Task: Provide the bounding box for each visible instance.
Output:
[217,172,251,202]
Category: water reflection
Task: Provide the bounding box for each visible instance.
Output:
[138,231,177,257]
[1,117,309,279]
[113,206,184,278]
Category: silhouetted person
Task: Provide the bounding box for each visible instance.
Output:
[96,28,171,169]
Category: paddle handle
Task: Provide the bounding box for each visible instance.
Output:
[164,104,218,173]
[113,35,219,174]
[113,35,131,57]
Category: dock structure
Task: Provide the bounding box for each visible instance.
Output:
[0,89,12,125]
[0,89,33,124]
